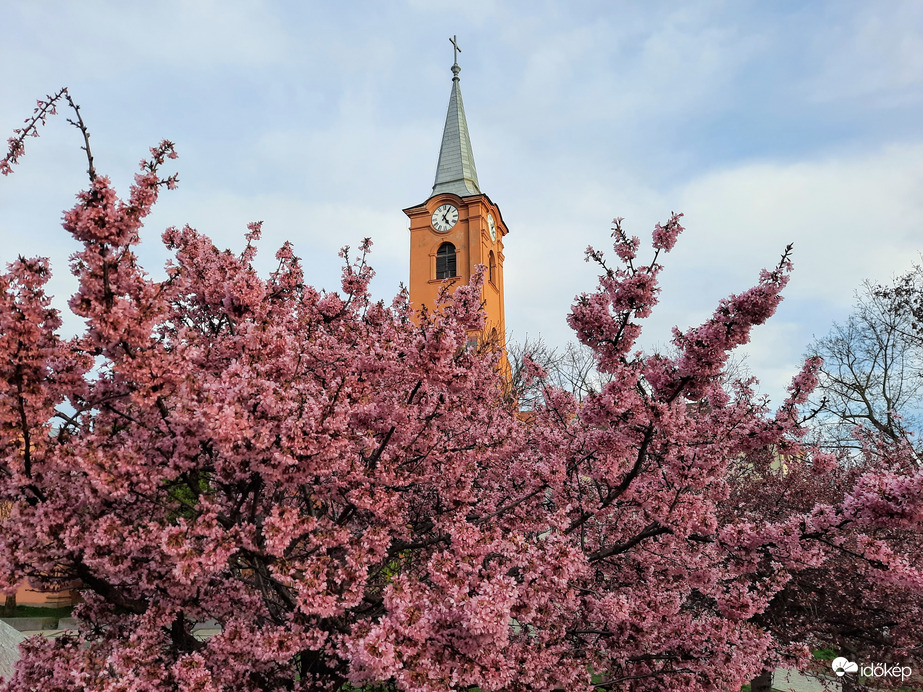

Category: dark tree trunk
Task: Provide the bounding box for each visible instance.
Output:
[1,593,15,617]
[750,669,773,692]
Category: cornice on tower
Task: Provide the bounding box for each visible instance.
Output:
[430,44,480,198]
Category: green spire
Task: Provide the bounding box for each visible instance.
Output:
[431,37,480,198]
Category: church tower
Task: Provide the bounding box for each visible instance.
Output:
[404,38,508,350]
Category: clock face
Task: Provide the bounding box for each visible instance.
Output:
[487,213,496,242]
[432,204,459,232]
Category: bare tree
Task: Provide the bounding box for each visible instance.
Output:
[507,335,613,409]
[509,335,753,411]
[809,277,923,450]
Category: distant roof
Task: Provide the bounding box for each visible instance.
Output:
[431,61,480,198]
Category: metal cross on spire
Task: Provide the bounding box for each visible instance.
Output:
[449,35,462,81]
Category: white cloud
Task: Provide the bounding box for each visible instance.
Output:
[671,143,923,308]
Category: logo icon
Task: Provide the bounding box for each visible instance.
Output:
[832,657,858,677]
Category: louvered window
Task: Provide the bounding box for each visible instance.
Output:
[436,243,457,279]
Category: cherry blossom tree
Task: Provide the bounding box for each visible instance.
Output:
[2,91,922,692]
[726,430,923,691]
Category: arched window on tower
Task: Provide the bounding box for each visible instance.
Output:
[436,242,457,279]
[488,251,496,285]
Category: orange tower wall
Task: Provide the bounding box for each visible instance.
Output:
[404,192,507,348]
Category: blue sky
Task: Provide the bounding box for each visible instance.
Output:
[2,1,922,404]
